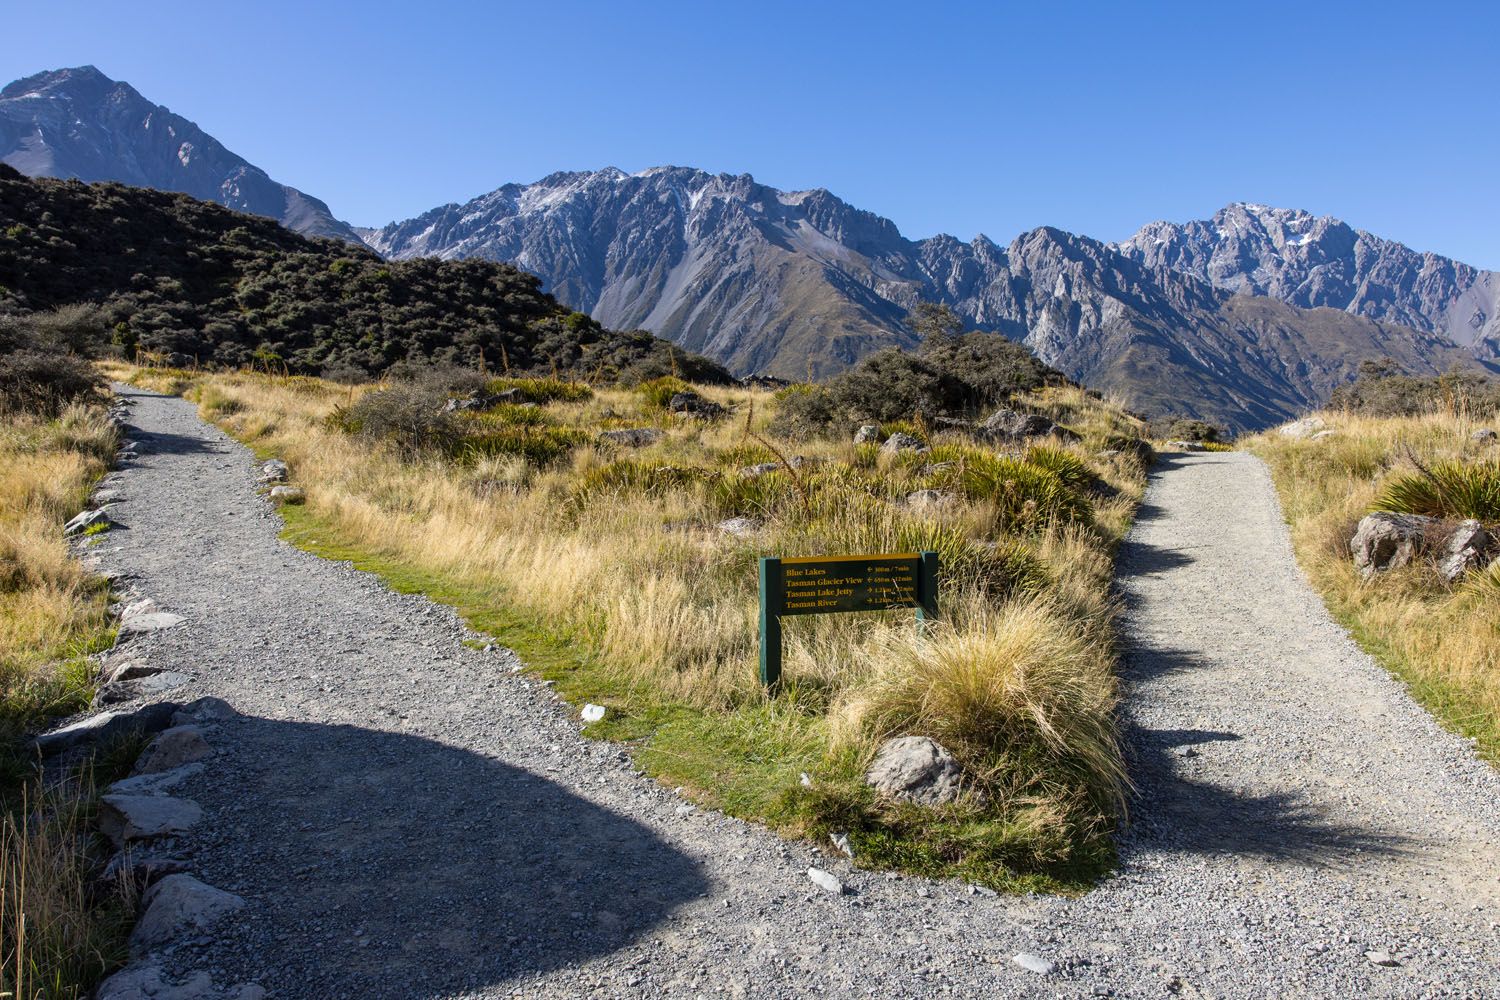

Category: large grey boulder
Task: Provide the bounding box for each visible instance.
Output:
[135,725,212,774]
[865,736,964,805]
[880,432,928,454]
[1350,512,1440,577]
[96,962,218,1000]
[130,874,245,954]
[977,408,1059,441]
[31,701,181,755]
[172,696,238,726]
[1279,416,1329,439]
[598,428,663,448]
[268,485,305,505]
[1439,519,1490,583]
[668,391,726,418]
[98,794,202,846]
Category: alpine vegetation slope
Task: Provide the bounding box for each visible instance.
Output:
[369,167,1481,430]
[1116,201,1500,357]
[0,67,362,244]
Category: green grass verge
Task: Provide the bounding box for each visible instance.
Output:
[276,503,1110,893]
[1323,596,1500,765]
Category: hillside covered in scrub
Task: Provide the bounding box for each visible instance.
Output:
[0,165,728,384]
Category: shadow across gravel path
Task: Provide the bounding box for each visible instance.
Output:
[181,716,709,997]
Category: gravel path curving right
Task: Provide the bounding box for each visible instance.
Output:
[94,389,1500,998]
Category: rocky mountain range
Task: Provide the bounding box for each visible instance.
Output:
[1115,202,1500,358]
[3,66,1494,429]
[0,67,360,243]
[369,167,1481,428]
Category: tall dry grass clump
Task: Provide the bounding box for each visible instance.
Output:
[116,363,1148,887]
[0,774,133,1000]
[1249,411,1500,760]
[841,599,1125,811]
[0,395,124,998]
[0,405,117,752]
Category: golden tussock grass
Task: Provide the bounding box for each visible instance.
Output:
[1248,411,1500,759]
[118,364,1147,885]
[0,402,122,999]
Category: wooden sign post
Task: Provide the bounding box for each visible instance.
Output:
[758,551,939,691]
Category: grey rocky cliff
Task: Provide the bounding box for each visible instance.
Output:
[0,67,361,243]
[1114,202,1500,358]
[371,169,1483,431]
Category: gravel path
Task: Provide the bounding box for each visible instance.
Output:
[91,387,1500,998]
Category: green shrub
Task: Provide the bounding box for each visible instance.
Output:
[1158,418,1226,443]
[459,426,589,466]
[332,382,457,455]
[637,376,694,409]
[1372,460,1500,521]
[953,454,1092,531]
[485,376,593,404]
[1023,445,1097,492]
[463,403,551,428]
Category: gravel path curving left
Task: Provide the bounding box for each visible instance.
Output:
[89,385,1500,999]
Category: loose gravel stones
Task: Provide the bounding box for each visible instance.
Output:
[83,386,1500,998]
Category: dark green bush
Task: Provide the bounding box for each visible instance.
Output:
[0,305,109,415]
[768,329,1066,439]
[636,376,694,409]
[459,426,589,466]
[1158,418,1226,443]
[0,172,732,385]
[951,453,1093,531]
[1330,359,1500,418]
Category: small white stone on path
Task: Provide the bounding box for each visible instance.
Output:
[1365,950,1400,967]
[1013,952,1054,975]
[807,868,844,894]
[581,703,606,723]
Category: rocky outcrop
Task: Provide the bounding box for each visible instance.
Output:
[1439,519,1490,583]
[976,408,1059,440]
[880,432,927,454]
[864,736,964,805]
[668,391,726,418]
[1350,512,1492,582]
[1350,512,1439,577]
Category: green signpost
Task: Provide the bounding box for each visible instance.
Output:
[758,551,939,691]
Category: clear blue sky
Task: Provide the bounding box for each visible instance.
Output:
[5,1,1498,266]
